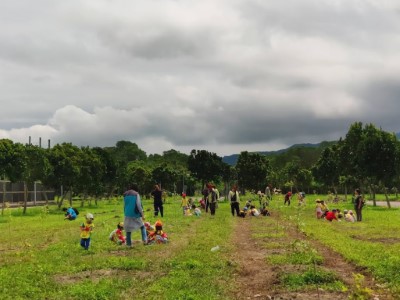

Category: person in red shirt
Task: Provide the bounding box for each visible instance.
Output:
[325,209,339,222]
[284,191,292,205]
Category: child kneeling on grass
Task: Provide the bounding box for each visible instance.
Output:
[192,204,201,217]
[80,213,94,250]
[147,220,168,244]
[325,209,340,222]
[261,208,271,216]
[109,222,126,245]
[249,205,260,216]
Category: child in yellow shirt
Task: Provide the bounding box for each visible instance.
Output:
[181,193,188,215]
[80,213,94,250]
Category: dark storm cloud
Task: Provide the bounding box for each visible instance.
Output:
[1,0,400,156]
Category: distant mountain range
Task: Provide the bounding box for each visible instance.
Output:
[223,132,400,166]
[222,141,334,166]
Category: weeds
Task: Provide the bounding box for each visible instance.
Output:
[281,268,345,291]
[348,274,373,300]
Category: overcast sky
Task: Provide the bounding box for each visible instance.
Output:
[1,0,400,156]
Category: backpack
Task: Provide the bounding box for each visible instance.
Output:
[355,195,365,207]
[231,191,237,202]
[72,207,79,215]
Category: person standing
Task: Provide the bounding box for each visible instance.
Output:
[202,184,210,213]
[265,185,272,201]
[80,213,94,250]
[228,185,240,216]
[207,184,218,216]
[181,193,188,215]
[123,183,147,247]
[151,184,164,217]
[354,188,364,222]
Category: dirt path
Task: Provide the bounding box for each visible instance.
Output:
[230,214,394,300]
[366,201,400,208]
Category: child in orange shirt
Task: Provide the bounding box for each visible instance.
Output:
[147,220,168,244]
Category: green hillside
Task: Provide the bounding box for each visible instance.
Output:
[222,141,336,167]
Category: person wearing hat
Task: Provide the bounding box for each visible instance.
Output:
[315,199,323,219]
[147,220,168,244]
[123,183,147,247]
[80,213,94,250]
[109,222,126,245]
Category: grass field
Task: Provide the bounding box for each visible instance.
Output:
[0,194,399,299]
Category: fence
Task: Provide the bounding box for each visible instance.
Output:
[0,181,55,204]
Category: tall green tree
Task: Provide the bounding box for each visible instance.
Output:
[0,139,14,214]
[45,143,82,208]
[312,145,340,194]
[75,147,105,206]
[188,150,224,187]
[296,168,313,193]
[339,122,364,184]
[236,151,270,192]
[151,164,180,192]
[125,161,153,195]
[92,147,118,196]
[24,144,51,210]
[356,124,400,208]
[112,141,147,164]
[4,142,28,213]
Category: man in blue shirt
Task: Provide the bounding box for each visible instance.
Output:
[123,183,147,247]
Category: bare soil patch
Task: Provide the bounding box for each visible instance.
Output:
[230,214,394,300]
[54,269,155,285]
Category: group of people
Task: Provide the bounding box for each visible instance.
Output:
[109,183,169,248]
[62,183,168,251]
[109,219,169,246]
[64,183,366,251]
[315,188,365,222]
[180,193,201,216]
[228,185,271,218]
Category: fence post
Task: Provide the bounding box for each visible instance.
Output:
[34,181,37,206]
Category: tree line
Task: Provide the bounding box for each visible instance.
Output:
[0,121,398,213]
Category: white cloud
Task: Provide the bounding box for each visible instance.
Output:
[1,0,400,156]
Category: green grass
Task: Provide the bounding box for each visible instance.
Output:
[0,197,236,300]
[272,194,400,294]
[267,251,323,266]
[280,268,346,292]
[1,194,400,298]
